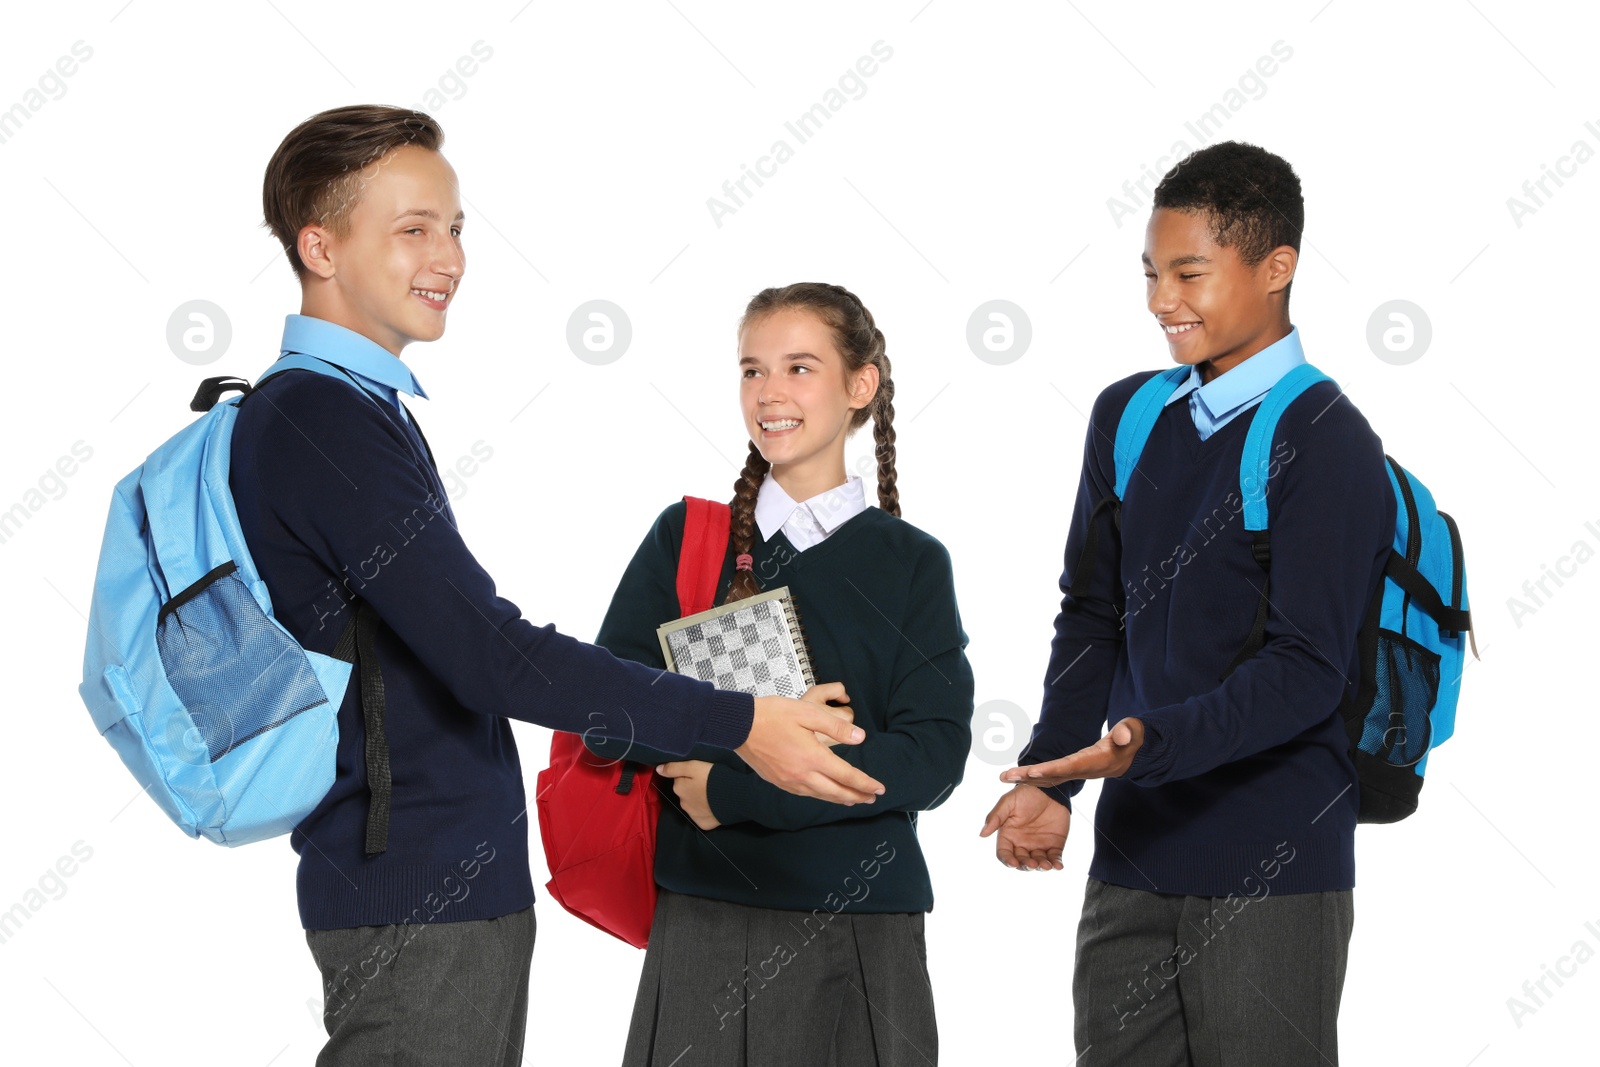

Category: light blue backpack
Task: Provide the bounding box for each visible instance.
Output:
[78,355,391,847]
[1084,362,1476,822]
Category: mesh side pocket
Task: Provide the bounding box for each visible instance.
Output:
[155,561,331,762]
[1357,628,1439,768]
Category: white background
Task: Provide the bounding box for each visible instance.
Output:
[2,1,1596,1064]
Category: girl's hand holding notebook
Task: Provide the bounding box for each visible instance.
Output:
[802,681,854,746]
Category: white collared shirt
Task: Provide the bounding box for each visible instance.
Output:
[754,473,867,551]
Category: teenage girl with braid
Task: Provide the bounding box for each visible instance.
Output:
[583,282,974,1066]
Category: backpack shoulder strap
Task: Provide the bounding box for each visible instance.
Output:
[1113,367,1191,498]
[398,400,438,470]
[195,349,353,412]
[250,354,437,484]
[1238,362,1333,531]
[678,497,732,617]
[1067,368,1188,602]
[1219,361,1336,680]
[255,352,346,389]
[248,354,391,417]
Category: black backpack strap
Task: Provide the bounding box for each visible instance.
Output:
[330,598,392,855]
[399,400,438,470]
[1068,493,1122,600]
[319,366,438,492]
[1221,530,1273,681]
[251,358,447,510]
[1383,553,1473,634]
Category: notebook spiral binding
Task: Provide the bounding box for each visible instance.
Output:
[784,598,819,690]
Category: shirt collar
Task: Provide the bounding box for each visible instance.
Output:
[755,473,867,542]
[1164,325,1304,416]
[278,314,429,401]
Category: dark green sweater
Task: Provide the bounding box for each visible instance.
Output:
[584,500,974,914]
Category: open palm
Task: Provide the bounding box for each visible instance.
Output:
[979,784,1071,871]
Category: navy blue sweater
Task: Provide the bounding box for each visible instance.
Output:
[229,368,755,930]
[1019,369,1394,896]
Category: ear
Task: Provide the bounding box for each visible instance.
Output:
[847,363,880,412]
[1262,243,1297,296]
[298,223,338,281]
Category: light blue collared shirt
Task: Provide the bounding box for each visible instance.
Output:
[274,314,429,423]
[1163,325,1305,441]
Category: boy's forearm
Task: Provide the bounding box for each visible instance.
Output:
[582,733,746,769]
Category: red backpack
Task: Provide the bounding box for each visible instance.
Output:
[535,496,730,947]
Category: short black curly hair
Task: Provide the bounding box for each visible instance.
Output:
[1153,141,1303,302]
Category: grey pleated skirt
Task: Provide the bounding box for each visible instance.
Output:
[619,888,938,1066]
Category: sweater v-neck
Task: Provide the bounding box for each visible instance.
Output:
[758,505,882,570]
[1173,395,1258,459]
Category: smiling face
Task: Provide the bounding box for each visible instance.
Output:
[297,144,465,356]
[738,306,878,496]
[1142,207,1295,382]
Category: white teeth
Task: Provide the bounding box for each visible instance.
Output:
[412,288,448,300]
[761,419,801,431]
[1164,323,1198,334]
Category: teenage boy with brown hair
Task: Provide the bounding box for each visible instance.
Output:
[235,104,882,1066]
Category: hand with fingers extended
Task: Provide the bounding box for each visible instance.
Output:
[979,783,1071,871]
[998,717,1145,789]
[803,682,855,746]
[737,683,885,805]
[656,759,719,830]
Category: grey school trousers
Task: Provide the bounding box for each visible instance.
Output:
[1075,878,1353,1066]
[305,906,535,1067]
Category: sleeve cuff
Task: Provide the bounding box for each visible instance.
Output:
[696,689,756,752]
[1125,717,1174,785]
[705,762,758,826]
[1038,782,1076,811]
[1017,732,1082,811]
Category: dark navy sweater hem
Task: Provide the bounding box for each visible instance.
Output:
[298,849,534,931]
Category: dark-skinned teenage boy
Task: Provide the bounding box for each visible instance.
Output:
[981,142,1392,1067]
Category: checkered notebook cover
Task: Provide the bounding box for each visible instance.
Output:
[656,586,816,698]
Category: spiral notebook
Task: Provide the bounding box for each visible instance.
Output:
[656,586,816,697]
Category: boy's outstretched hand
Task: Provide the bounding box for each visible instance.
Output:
[738,683,885,805]
[998,716,1145,788]
[980,784,1071,870]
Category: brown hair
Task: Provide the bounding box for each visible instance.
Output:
[261,105,444,281]
[727,282,898,602]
